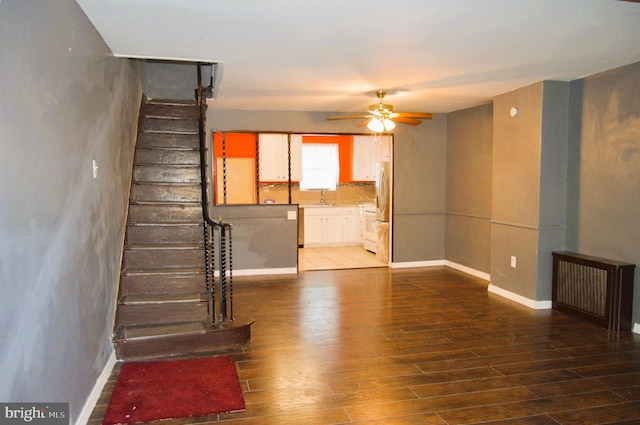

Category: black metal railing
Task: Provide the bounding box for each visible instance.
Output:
[196,63,234,325]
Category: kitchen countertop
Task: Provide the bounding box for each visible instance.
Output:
[299,203,374,209]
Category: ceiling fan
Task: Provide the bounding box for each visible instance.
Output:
[327,90,433,132]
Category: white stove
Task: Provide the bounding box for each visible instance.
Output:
[362,205,377,253]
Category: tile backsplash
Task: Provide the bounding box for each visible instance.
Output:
[259,183,375,205]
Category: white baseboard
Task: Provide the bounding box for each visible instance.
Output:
[216,267,298,277]
[487,284,552,310]
[75,350,117,425]
[388,260,551,311]
[444,261,490,281]
[389,260,491,284]
[633,323,640,335]
[389,260,445,269]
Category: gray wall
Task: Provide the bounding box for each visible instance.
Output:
[209,205,298,270]
[392,116,448,262]
[206,107,448,267]
[445,104,493,273]
[490,81,570,301]
[0,0,142,419]
[487,63,639,326]
[567,62,640,325]
[142,61,199,100]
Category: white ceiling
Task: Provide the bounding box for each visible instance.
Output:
[77,0,640,114]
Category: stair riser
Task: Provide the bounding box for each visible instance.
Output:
[142,104,199,120]
[120,273,205,296]
[126,225,204,246]
[136,133,199,150]
[117,302,207,326]
[140,118,198,134]
[135,149,200,166]
[130,184,201,203]
[133,166,201,184]
[124,248,205,270]
[128,204,202,223]
[114,322,252,361]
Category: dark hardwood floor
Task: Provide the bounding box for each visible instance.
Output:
[89,266,640,425]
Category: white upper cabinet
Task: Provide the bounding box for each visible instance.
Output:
[258,133,301,182]
[352,135,392,181]
[352,136,377,181]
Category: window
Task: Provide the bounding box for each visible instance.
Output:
[300,143,339,190]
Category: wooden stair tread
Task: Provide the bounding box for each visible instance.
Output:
[135,146,199,151]
[141,129,198,135]
[115,322,207,341]
[133,163,200,167]
[122,267,205,276]
[127,222,203,227]
[136,138,199,150]
[145,99,196,106]
[131,181,200,187]
[125,243,204,250]
[141,104,198,119]
[127,219,203,225]
[120,293,205,304]
[128,200,202,205]
[133,164,200,168]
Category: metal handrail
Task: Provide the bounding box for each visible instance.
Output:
[195,63,234,324]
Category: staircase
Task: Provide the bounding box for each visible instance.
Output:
[113,98,251,361]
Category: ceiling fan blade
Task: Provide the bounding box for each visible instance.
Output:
[393,112,434,119]
[326,114,373,120]
[357,119,370,127]
[393,117,421,126]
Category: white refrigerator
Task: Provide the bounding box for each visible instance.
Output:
[375,161,390,262]
[376,161,390,222]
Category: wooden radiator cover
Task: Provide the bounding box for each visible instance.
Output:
[552,251,635,332]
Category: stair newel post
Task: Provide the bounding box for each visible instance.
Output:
[204,221,216,325]
[218,218,228,322]
[228,223,234,321]
[203,221,211,319]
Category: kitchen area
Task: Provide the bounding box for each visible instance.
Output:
[298,199,388,271]
[296,134,391,271]
[211,131,392,271]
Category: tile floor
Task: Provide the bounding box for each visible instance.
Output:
[298,245,387,271]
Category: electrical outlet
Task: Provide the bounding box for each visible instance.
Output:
[510,256,517,268]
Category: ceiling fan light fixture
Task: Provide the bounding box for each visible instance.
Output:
[367,118,385,132]
[367,117,396,132]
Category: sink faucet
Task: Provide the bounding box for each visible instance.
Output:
[320,188,326,204]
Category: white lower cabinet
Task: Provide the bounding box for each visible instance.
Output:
[341,208,360,245]
[303,207,360,247]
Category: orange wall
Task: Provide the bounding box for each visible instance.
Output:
[213,133,257,158]
[212,133,257,204]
